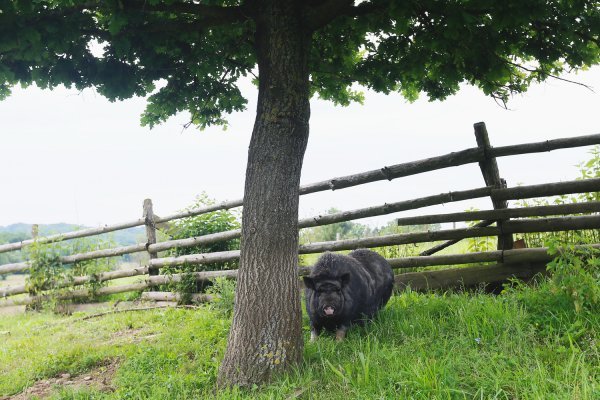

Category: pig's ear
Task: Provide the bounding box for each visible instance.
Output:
[340,273,350,286]
[303,276,315,290]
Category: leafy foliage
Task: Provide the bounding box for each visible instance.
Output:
[161,193,240,301]
[299,208,371,244]
[370,220,441,264]
[165,193,241,267]
[515,145,600,247]
[24,236,117,313]
[0,1,597,128]
[25,241,64,303]
[206,277,237,317]
[546,237,600,314]
[576,145,600,202]
[463,207,497,252]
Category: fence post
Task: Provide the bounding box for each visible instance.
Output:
[26,224,40,307]
[474,122,514,251]
[143,199,159,276]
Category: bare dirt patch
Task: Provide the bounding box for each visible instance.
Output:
[3,358,119,400]
[0,305,26,316]
[106,326,161,345]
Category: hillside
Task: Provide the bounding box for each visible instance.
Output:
[0,223,145,246]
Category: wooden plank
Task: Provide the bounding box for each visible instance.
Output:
[419,220,494,256]
[299,148,485,193]
[0,282,150,306]
[141,292,214,303]
[2,133,599,256]
[298,214,600,254]
[474,122,513,250]
[2,188,599,276]
[301,187,492,228]
[489,133,600,158]
[0,261,552,306]
[492,178,600,200]
[0,261,28,275]
[0,219,146,254]
[143,199,159,276]
[394,262,548,292]
[397,201,600,226]
[3,244,599,302]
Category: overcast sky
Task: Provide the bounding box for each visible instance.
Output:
[1,66,599,229]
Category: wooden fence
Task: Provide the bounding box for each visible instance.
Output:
[1,122,599,308]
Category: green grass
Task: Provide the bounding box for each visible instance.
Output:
[1,279,598,399]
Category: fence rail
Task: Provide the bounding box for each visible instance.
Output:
[2,131,598,255]
[2,178,598,276]
[1,123,599,308]
[3,243,599,306]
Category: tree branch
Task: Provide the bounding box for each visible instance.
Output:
[121,0,249,25]
[40,1,249,28]
[307,0,384,31]
[503,59,595,93]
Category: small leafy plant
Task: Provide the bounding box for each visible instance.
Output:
[24,234,116,313]
[206,277,236,316]
[515,145,600,247]
[464,208,496,252]
[162,262,198,305]
[546,236,600,314]
[159,193,241,302]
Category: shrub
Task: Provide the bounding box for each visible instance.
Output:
[24,236,117,312]
[165,193,241,269]
[161,193,241,301]
[206,277,236,316]
[546,236,600,314]
[515,145,600,247]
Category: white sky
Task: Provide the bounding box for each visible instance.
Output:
[1,66,599,228]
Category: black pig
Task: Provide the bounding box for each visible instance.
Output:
[303,249,394,341]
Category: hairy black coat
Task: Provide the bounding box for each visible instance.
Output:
[303,249,394,340]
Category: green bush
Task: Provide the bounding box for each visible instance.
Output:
[161,193,241,301]
[546,237,600,314]
[516,145,600,247]
[165,193,241,268]
[206,277,236,317]
[24,236,117,312]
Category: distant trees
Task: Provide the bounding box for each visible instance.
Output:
[300,208,371,243]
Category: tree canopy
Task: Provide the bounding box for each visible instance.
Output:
[2,1,598,128]
[2,0,599,388]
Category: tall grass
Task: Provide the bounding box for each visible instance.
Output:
[1,277,597,399]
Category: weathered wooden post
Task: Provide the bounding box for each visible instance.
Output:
[31,224,39,240]
[474,122,514,251]
[143,199,159,276]
[26,224,40,308]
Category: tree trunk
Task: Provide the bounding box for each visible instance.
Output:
[217,0,311,387]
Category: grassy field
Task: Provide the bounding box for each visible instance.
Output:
[1,278,598,399]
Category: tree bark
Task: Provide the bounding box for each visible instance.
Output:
[217,0,311,387]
